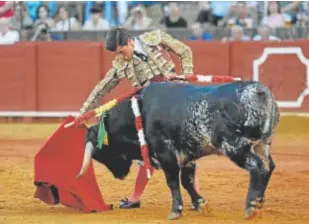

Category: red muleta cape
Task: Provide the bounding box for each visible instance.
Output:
[34,116,112,212]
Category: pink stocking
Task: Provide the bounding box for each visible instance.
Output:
[129,165,200,202]
[128,166,155,202]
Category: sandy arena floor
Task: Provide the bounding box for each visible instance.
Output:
[0,116,308,224]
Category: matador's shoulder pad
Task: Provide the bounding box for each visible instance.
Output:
[139,29,161,46]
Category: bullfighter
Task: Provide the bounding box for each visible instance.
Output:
[79,27,200,209]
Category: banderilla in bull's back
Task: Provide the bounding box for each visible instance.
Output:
[64,86,144,128]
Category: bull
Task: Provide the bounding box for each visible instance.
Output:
[76,80,280,220]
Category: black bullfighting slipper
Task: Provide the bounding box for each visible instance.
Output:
[119,198,141,209]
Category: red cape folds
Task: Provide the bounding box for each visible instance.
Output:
[34,116,112,212]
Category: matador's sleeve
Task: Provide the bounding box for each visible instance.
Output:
[159,30,193,75]
[80,68,120,114]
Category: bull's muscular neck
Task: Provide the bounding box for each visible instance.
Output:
[104,99,146,161]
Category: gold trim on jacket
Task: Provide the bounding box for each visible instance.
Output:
[140,30,193,75]
[80,68,119,114]
[80,30,194,115]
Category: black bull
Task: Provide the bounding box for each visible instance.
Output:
[77,81,280,220]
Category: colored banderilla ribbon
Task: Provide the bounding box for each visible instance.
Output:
[64,86,144,128]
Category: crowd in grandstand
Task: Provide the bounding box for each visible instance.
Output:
[0,1,309,44]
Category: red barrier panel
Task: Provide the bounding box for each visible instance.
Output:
[0,40,308,114]
[230,40,309,112]
[185,41,230,76]
[0,43,36,111]
[36,42,102,111]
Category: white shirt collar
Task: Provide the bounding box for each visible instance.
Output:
[134,37,147,57]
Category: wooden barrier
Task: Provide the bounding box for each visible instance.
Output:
[0,40,308,116]
[229,40,309,112]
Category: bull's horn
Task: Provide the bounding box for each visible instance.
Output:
[76,141,94,178]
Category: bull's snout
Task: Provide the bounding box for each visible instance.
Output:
[76,141,95,178]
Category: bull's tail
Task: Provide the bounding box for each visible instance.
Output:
[252,85,279,173]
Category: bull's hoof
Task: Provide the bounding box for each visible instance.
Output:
[244,207,259,220]
[168,212,182,220]
[192,198,209,215]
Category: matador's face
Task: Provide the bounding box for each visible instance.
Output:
[115,39,135,61]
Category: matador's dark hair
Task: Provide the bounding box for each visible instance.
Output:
[105,28,131,52]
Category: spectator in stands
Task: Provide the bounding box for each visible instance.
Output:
[54,5,80,31]
[83,6,109,30]
[161,2,187,28]
[106,3,121,27]
[209,1,235,26]
[24,1,42,21]
[35,5,55,29]
[189,22,213,41]
[0,1,14,18]
[0,1,19,44]
[222,25,250,41]
[47,1,59,18]
[253,25,281,41]
[103,1,129,27]
[296,2,309,27]
[84,2,124,26]
[280,1,301,25]
[225,1,254,28]
[243,1,259,26]
[25,2,58,21]
[195,1,212,24]
[0,19,20,45]
[11,3,34,30]
[63,2,83,25]
[31,21,53,41]
[261,1,285,28]
[0,1,15,27]
[123,5,152,30]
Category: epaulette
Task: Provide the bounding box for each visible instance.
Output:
[139,29,161,46]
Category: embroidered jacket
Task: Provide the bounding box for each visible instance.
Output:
[80,29,193,114]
